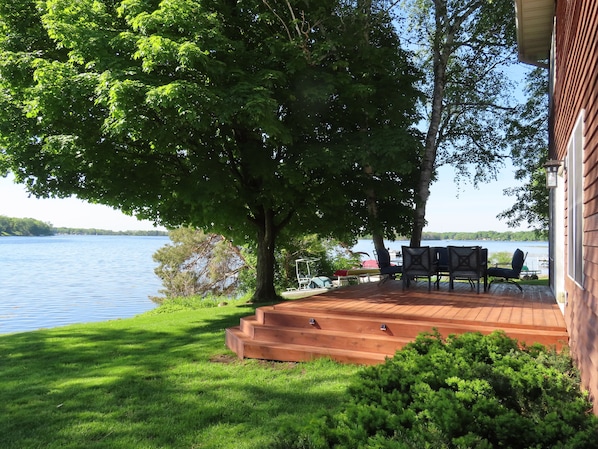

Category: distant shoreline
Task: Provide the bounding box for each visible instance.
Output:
[367,230,548,242]
[0,215,168,237]
[52,228,168,237]
[2,215,545,241]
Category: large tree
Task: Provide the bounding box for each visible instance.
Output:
[395,0,518,244]
[0,0,422,301]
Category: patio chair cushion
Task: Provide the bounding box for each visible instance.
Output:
[376,247,401,275]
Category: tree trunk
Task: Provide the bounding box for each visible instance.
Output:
[363,164,387,258]
[251,207,280,303]
[410,92,442,246]
[372,233,385,255]
[410,2,453,247]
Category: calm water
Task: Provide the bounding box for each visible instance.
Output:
[0,235,549,335]
[0,235,170,334]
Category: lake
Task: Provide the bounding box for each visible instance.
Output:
[0,235,549,335]
[0,235,170,334]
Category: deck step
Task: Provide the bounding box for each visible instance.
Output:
[229,312,567,364]
[240,316,411,354]
[226,327,389,365]
[250,309,568,347]
[257,305,566,332]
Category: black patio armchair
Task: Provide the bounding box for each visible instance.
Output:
[376,247,402,285]
[401,246,435,291]
[433,246,450,289]
[448,246,486,293]
[487,248,526,292]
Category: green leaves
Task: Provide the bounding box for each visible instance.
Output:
[275,331,598,449]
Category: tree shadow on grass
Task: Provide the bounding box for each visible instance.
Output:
[0,303,355,449]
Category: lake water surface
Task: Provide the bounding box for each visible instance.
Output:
[0,235,169,334]
[0,235,548,335]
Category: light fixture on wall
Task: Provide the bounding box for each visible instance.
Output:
[544,159,562,188]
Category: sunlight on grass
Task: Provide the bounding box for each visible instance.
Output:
[0,299,358,449]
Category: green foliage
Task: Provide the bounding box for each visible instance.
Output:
[500,67,550,233]
[418,230,546,241]
[0,215,53,236]
[487,251,513,266]
[153,229,359,296]
[272,331,598,449]
[152,227,250,300]
[52,227,166,235]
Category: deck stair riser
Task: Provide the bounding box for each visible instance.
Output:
[256,305,566,333]
[226,327,388,365]
[240,317,411,354]
[249,309,568,348]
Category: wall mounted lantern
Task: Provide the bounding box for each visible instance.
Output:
[544,159,562,189]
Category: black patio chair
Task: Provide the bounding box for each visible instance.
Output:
[487,248,526,292]
[448,246,486,293]
[401,246,435,291]
[376,247,402,285]
[433,246,449,289]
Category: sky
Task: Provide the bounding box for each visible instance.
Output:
[0,164,527,233]
[0,174,164,232]
[424,164,526,233]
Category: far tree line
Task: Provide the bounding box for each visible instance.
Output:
[418,231,545,242]
[0,215,53,236]
[1,214,544,242]
[0,215,166,236]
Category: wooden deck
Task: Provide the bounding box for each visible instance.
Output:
[226,280,568,365]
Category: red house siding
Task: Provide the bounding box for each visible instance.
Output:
[552,0,598,410]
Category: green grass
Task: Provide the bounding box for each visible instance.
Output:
[0,299,358,449]
[518,277,549,285]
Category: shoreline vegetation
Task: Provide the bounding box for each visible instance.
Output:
[419,230,545,241]
[0,215,167,237]
[362,229,546,242]
[1,215,545,241]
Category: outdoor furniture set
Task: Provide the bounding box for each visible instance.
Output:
[331,246,526,294]
[397,246,527,293]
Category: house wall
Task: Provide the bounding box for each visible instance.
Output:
[552,0,598,411]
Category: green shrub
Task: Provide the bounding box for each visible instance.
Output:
[488,251,513,266]
[272,331,598,449]
[146,293,252,314]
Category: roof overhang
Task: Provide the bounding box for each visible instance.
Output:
[514,0,554,67]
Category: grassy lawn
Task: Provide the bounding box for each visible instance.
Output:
[0,300,359,449]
